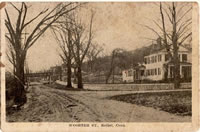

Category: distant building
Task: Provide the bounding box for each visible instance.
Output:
[50,65,62,81]
[60,64,69,81]
[122,45,192,83]
[122,69,134,83]
[50,64,76,82]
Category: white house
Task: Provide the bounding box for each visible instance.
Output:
[122,69,134,83]
[122,45,192,83]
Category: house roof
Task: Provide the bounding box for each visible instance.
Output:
[144,44,191,57]
[134,65,146,70]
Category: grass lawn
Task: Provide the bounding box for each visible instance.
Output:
[108,91,191,116]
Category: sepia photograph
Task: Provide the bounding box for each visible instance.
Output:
[1,1,198,129]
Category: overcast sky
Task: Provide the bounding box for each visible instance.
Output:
[5,2,192,72]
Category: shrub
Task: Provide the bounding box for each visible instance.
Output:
[6,73,16,100]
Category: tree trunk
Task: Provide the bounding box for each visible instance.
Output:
[172,2,180,89]
[66,59,72,88]
[77,66,83,89]
[73,67,77,83]
[14,56,27,105]
[106,65,114,84]
[173,48,180,89]
[112,68,114,84]
[106,53,115,84]
[164,64,168,82]
[90,61,93,72]
[60,68,62,81]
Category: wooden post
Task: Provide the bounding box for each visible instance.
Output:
[49,75,52,84]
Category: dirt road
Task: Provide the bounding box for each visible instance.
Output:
[7,84,191,122]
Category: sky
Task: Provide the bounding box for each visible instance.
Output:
[4,2,192,72]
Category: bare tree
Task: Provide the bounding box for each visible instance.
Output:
[5,2,80,104]
[143,2,192,88]
[51,13,75,88]
[105,48,125,84]
[86,42,104,72]
[71,11,95,89]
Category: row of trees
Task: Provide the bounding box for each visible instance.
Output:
[5,2,83,104]
[51,7,99,89]
[6,2,104,105]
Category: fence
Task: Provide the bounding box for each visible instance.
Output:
[83,83,191,91]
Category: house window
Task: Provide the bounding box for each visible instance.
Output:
[182,66,191,78]
[144,58,147,64]
[155,56,157,63]
[165,54,169,61]
[150,69,154,76]
[182,54,187,62]
[155,68,157,75]
[128,70,133,76]
[147,70,150,76]
[151,56,154,63]
[147,57,149,64]
[141,70,144,76]
[158,68,161,75]
[158,55,162,62]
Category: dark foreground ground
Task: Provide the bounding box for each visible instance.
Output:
[108,91,191,116]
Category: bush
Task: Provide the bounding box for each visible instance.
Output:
[6,73,16,100]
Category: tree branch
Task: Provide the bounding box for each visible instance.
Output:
[10,2,20,12]
[80,11,94,62]
[179,32,192,45]
[22,8,49,30]
[176,7,192,24]
[25,3,80,50]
